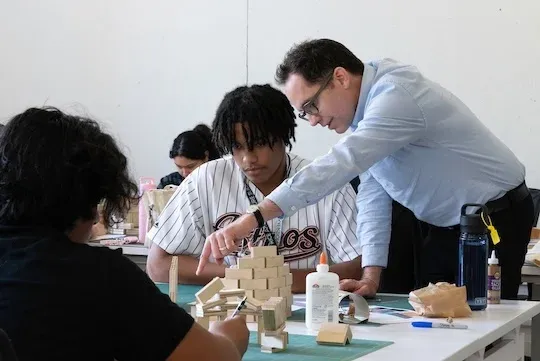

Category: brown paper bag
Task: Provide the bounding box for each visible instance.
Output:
[408,282,472,318]
[142,185,178,247]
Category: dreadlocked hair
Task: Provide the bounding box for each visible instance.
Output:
[212,84,297,155]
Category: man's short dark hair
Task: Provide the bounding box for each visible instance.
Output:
[0,107,138,231]
[275,39,364,85]
[212,84,297,155]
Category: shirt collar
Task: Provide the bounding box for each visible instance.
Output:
[350,63,376,131]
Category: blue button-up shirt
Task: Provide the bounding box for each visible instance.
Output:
[267,58,525,268]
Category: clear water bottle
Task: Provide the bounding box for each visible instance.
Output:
[457,203,489,311]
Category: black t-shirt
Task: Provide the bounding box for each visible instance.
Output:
[0,226,194,361]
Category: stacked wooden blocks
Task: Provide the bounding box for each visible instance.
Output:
[260,296,289,353]
[221,246,293,318]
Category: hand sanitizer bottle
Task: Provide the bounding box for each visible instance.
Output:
[305,252,339,331]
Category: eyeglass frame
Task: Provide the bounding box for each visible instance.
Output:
[298,72,334,120]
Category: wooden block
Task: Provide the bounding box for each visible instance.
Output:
[254,288,279,300]
[195,316,209,330]
[285,273,293,286]
[225,267,254,280]
[196,307,228,318]
[202,298,227,310]
[253,267,278,279]
[277,264,290,277]
[261,332,288,350]
[240,278,267,290]
[268,276,286,289]
[244,290,254,298]
[316,323,353,346]
[263,322,285,336]
[195,277,224,304]
[251,246,278,258]
[223,301,241,309]
[262,297,286,331]
[278,286,291,298]
[169,256,178,302]
[220,277,240,289]
[239,309,262,316]
[218,289,246,298]
[246,296,264,309]
[265,255,285,268]
[257,315,264,345]
[238,257,266,269]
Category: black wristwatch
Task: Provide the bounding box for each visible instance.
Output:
[247,205,265,228]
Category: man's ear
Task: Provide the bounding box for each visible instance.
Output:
[334,67,351,89]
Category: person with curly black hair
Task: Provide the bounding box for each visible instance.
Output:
[0,107,248,361]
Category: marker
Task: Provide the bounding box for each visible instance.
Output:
[231,296,247,317]
[412,321,468,330]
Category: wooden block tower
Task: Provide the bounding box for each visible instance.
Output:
[221,246,293,317]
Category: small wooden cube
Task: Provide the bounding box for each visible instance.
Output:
[225,267,254,280]
[316,323,353,346]
[254,288,279,300]
[238,257,266,269]
[277,264,290,277]
[268,276,286,289]
[251,246,278,258]
[240,278,268,290]
[254,267,278,279]
[285,273,293,286]
[265,255,285,268]
[195,277,225,304]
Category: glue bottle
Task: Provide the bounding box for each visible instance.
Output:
[487,250,501,304]
[305,252,339,331]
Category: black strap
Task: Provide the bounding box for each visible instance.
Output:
[245,181,278,247]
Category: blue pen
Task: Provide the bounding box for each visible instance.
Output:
[412,321,468,330]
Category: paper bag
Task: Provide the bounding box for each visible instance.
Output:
[142,185,178,247]
[408,282,472,318]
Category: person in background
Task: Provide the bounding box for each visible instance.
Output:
[158,124,220,188]
[0,107,248,361]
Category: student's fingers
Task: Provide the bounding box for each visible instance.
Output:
[224,231,238,253]
[339,279,360,292]
[196,239,212,275]
[211,233,227,259]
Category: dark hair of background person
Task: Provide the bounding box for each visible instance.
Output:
[212,84,297,155]
[0,107,139,231]
[275,38,365,85]
[169,124,220,161]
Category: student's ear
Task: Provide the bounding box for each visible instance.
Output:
[204,151,209,162]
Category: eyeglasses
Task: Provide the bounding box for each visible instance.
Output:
[298,73,334,120]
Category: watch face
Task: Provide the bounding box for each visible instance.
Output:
[247,205,258,213]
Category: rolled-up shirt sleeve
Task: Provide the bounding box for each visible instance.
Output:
[267,80,426,217]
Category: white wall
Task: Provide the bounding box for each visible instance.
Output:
[0,0,247,182]
[1,0,539,187]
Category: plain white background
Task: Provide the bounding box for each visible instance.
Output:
[1,0,539,187]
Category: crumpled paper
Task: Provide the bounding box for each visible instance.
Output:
[408,282,472,318]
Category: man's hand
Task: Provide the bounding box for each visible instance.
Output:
[339,266,382,298]
[196,214,257,275]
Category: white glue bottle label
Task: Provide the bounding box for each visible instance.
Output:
[305,252,339,331]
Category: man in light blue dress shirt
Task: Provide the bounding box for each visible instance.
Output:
[198,39,533,300]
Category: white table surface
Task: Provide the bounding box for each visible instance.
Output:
[273,296,540,361]
[87,241,149,256]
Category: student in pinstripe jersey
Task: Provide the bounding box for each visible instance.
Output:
[147,84,362,292]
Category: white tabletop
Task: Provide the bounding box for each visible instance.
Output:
[276,297,540,361]
[87,241,149,256]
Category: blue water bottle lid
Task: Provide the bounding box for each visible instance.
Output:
[460,204,489,234]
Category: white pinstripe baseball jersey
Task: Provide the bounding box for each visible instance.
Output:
[147,153,360,269]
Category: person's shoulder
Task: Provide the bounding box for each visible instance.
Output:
[159,172,183,188]
[189,157,237,182]
[288,153,311,174]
